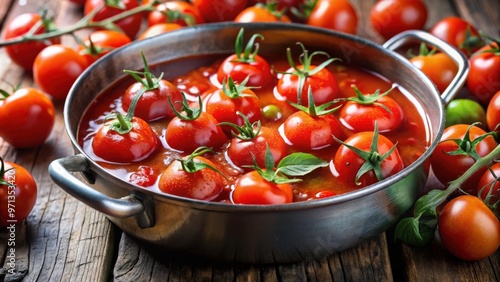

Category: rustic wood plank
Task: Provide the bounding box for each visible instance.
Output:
[454,0,500,37]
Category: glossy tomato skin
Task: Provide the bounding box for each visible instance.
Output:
[84,0,142,39]
[3,13,60,71]
[445,99,486,128]
[165,112,228,153]
[339,95,404,133]
[78,30,131,66]
[283,111,344,151]
[148,1,205,26]
[332,131,404,187]
[369,0,427,39]
[129,166,158,188]
[410,52,458,93]
[192,0,248,22]
[486,90,500,132]
[232,170,293,204]
[431,124,497,194]
[477,162,500,207]
[467,43,500,106]
[227,126,288,168]
[235,5,291,22]
[122,80,183,122]
[438,195,500,261]
[0,88,55,148]
[277,66,340,106]
[217,54,274,87]
[307,0,358,35]
[92,117,159,163]
[158,156,224,200]
[430,17,482,56]
[138,23,183,40]
[0,161,37,227]
[33,44,88,100]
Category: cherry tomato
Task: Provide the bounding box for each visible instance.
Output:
[0,159,38,227]
[332,128,404,187]
[467,43,500,106]
[217,29,274,87]
[158,154,225,201]
[369,0,427,40]
[445,99,486,128]
[486,90,500,132]
[409,48,458,93]
[430,124,497,195]
[3,13,60,71]
[477,162,500,208]
[276,44,341,107]
[84,0,142,39]
[438,195,500,261]
[92,116,159,163]
[232,170,293,204]
[78,30,132,66]
[339,86,404,133]
[0,87,55,148]
[192,0,248,22]
[148,1,205,26]
[429,17,483,57]
[128,166,158,188]
[307,0,358,35]
[33,44,88,100]
[283,111,344,151]
[138,23,183,40]
[235,4,291,22]
[227,125,288,168]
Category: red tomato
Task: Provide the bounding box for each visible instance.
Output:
[410,51,458,93]
[227,126,288,168]
[128,166,158,187]
[192,0,248,22]
[138,23,183,40]
[158,155,225,200]
[78,30,132,66]
[84,0,142,39]
[486,90,500,132]
[467,43,500,106]
[232,170,293,204]
[276,46,340,106]
[0,159,38,227]
[148,1,205,26]
[0,87,55,148]
[33,44,88,100]
[122,80,183,122]
[339,86,405,133]
[430,124,497,195]
[92,116,159,163]
[249,0,302,21]
[165,111,228,153]
[235,5,291,22]
[332,129,404,187]
[429,17,483,57]
[369,0,427,39]
[477,162,500,208]
[438,195,500,261]
[283,111,344,151]
[3,13,60,71]
[307,0,358,35]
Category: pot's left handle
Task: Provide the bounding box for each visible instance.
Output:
[48,154,154,228]
[383,30,469,105]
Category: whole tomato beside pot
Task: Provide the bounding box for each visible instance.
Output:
[48,23,468,263]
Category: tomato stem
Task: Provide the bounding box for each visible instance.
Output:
[233,28,264,64]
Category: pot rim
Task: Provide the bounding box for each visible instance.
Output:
[65,22,445,211]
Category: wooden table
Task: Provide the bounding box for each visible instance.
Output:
[0,0,499,281]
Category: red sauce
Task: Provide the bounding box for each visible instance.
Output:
[78,54,430,203]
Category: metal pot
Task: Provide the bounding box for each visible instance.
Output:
[49,23,468,264]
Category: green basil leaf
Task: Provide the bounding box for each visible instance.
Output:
[277,153,328,176]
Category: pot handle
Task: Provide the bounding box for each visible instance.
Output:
[383,30,469,105]
[48,154,154,228]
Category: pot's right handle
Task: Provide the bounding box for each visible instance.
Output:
[48,154,154,228]
[383,30,469,105]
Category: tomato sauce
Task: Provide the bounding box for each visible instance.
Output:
[78,54,430,203]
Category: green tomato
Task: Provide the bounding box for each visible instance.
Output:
[445,99,487,128]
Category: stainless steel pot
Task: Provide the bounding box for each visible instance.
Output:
[48,23,468,264]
